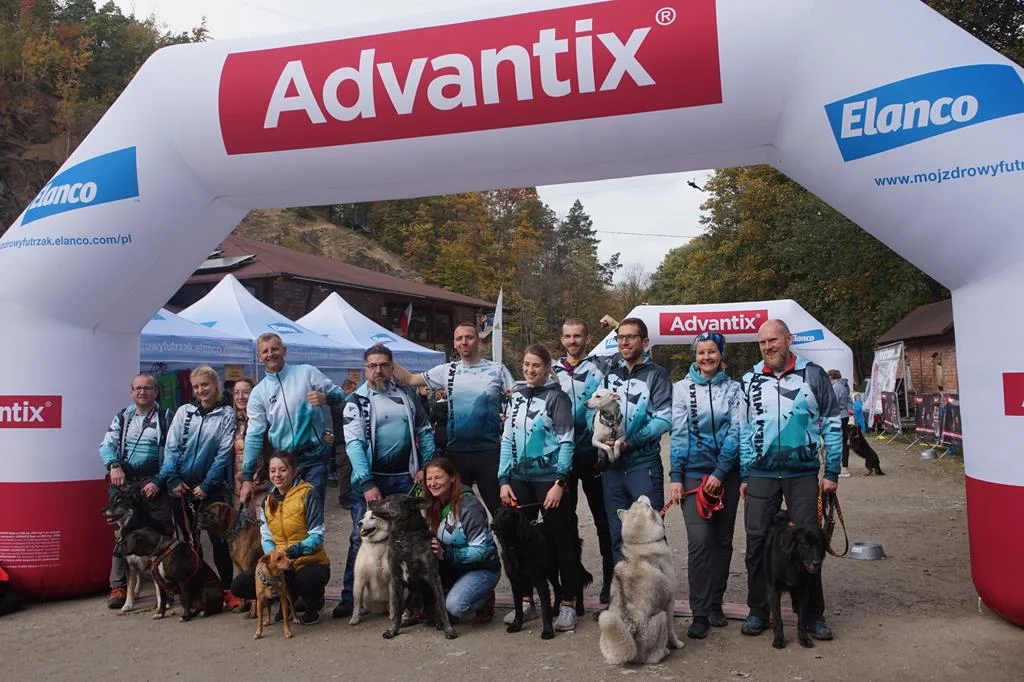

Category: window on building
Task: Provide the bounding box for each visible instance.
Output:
[433,310,453,344]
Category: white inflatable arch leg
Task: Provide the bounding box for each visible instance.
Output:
[1,0,1023,622]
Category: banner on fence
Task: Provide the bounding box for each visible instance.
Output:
[868,342,903,424]
[881,391,899,434]
[915,393,943,439]
[942,393,962,444]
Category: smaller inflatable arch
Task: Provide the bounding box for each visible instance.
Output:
[591,300,855,383]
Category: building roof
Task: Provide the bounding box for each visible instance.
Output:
[876,299,954,345]
[187,234,494,309]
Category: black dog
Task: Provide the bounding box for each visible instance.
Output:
[117,528,223,622]
[370,494,457,640]
[764,511,826,649]
[490,505,592,639]
[848,427,885,475]
[101,484,168,540]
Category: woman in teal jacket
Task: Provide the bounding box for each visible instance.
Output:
[669,332,742,640]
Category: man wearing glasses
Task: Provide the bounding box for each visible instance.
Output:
[334,344,436,619]
[598,318,673,563]
[98,372,174,609]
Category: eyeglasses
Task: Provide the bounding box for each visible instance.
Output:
[616,334,643,343]
[365,362,393,371]
[131,386,156,393]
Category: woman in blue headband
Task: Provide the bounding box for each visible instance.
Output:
[668,331,742,640]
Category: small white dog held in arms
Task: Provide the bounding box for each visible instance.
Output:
[349,508,392,625]
[599,496,683,665]
[586,388,625,469]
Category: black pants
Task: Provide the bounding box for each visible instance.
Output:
[230,563,330,613]
[336,449,352,502]
[448,448,500,515]
[681,475,740,617]
[567,448,613,578]
[743,476,825,622]
[172,493,234,590]
[510,479,581,601]
[840,418,850,468]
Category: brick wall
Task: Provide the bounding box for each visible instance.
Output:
[902,333,958,394]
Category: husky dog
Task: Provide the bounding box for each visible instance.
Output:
[586,388,625,469]
[599,496,683,665]
[349,508,392,625]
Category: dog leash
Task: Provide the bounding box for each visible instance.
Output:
[817,490,849,557]
[659,475,725,520]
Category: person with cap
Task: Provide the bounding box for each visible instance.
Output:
[669,331,742,639]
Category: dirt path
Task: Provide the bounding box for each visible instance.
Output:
[2,439,1020,681]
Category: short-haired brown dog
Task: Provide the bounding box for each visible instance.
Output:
[254,550,294,640]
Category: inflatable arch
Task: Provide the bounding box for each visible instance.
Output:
[1,0,1022,623]
[589,301,854,383]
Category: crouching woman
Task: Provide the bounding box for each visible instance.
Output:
[230,451,330,625]
[424,457,501,623]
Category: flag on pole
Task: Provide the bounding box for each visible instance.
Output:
[398,302,413,337]
[492,289,503,365]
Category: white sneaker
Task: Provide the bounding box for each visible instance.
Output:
[553,604,577,632]
[839,468,851,478]
[503,601,539,625]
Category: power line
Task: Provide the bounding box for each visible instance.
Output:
[594,230,701,238]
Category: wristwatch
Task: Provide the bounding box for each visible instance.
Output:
[554,478,567,488]
[108,462,122,471]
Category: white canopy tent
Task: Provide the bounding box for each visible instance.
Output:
[178,274,362,370]
[298,292,444,372]
[140,307,255,367]
[592,300,854,382]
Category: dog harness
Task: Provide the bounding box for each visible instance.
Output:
[256,566,282,594]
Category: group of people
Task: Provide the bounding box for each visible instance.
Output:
[101,314,844,642]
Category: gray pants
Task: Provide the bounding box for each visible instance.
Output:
[682,475,740,618]
[743,475,825,622]
[108,480,172,589]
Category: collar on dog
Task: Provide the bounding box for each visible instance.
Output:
[257,566,282,589]
[221,503,251,542]
[150,538,180,573]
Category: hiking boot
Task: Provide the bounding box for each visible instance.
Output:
[223,589,242,611]
[474,590,495,624]
[708,607,728,628]
[332,601,353,619]
[502,600,539,625]
[687,616,710,639]
[740,615,769,636]
[553,604,577,632]
[808,619,834,640]
[107,588,127,610]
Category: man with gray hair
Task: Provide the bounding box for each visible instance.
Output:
[738,319,842,641]
[239,332,346,504]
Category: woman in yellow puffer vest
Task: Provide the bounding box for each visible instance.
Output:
[229,451,330,625]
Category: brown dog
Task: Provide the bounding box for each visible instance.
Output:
[199,502,262,575]
[254,550,294,640]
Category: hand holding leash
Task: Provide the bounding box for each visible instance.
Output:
[703,475,723,495]
[669,482,684,504]
[543,484,563,509]
[240,480,253,503]
[306,390,327,406]
[142,482,159,499]
[819,478,838,494]
[364,487,382,503]
[191,485,207,501]
[500,485,517,506]
[109,466,126,488]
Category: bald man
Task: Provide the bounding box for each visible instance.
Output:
[738,319,842,642]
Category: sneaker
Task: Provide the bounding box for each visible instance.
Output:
[223,589,242,611]
[502,601,539,625]
[107,587,127,610]
[808,619,833,640]
[740,615,769,636]
[332,601,353,619]
[708,607,728,628]
[839,468,851,478]
[687,616,710,639]
[301,608,321,625]
[474,591,495,624]
[553,604,577,632]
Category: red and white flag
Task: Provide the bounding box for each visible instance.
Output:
[398,303,413,337]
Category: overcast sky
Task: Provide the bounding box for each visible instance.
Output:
[113,0,711,279]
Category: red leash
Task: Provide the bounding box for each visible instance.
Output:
[659,475,725,520]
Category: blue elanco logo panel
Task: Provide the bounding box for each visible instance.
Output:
[21,147,139,225]
[792,329,824,345]
[825,65,1024,161]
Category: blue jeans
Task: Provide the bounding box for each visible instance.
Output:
[602,460,665,563]
[341,473,414,604]
[298,461,328,504]
[444,568,501,618]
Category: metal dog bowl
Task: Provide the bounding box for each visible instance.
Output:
[849,542,886,560]
[920,447,936,460]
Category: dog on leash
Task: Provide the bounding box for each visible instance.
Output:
[254,549,295,639]
[118,528,223,622]
[198,502,262,577]
[370,494,457,640]
[102,485,167,612]
[586,388,625,470]
[848,427,885,475]
[349,508,392,625]
[764,511,827,649]
[599,496,683,665]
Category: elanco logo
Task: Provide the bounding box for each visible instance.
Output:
[659,309,769,336]
[219,0,721,154]
[825,65,1024,162]
[0,395,63,429]
[21,147,139,226]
